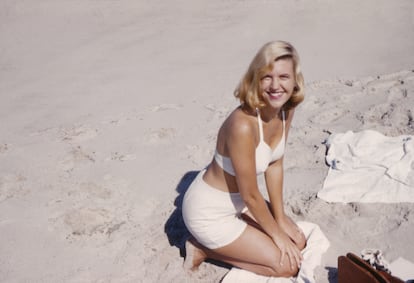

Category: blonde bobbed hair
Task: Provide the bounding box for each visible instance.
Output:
[234,41,304,111]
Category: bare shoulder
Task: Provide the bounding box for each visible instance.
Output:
[223,107,256,139]
[216,107,257,155]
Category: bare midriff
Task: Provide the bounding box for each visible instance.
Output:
[202,159,240,193]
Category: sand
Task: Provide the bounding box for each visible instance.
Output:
[1,1,413,282]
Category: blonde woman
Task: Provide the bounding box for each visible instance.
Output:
[182,41,307,278]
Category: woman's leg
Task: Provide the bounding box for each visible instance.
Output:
[185,224,299,278]
[183,239,208,271]
[241,210,306,251]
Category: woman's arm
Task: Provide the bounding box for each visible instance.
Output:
[265,158,285,221]
[265,109,295,220]
[266,160,306,249]
[226,112,303,268]
[265,110,306,249]
[227,116,279,239]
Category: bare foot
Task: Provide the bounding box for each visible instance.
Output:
[183,239,207,271]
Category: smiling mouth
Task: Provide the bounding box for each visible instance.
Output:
[268,92,284,99]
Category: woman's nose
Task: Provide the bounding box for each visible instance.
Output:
[270,78,280,90]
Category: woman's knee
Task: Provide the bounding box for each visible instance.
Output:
[263,252,300,278]
[267,261,299,278]
[296,234,307,251]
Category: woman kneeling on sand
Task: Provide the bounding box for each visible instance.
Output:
[182,40,307,278]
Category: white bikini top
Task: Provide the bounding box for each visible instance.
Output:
[214,109,286,176]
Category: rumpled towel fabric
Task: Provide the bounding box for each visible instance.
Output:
[221,221,330,283]
[318,130,414,203]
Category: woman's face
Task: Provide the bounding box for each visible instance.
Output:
[259,57,296,110]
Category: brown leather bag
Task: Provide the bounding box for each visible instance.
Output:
[337,253,404,283]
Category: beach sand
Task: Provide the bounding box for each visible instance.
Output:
[1,1,413,282]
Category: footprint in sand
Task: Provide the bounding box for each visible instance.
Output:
[307,80,344,91]
[105,152,137,162]
[0,173,27,202]
[0,144,9,153]
[67,182,112,200]
[308,107,350,125]
[61,176,129,203]
[184,145,213,166]
[387,85,409,102]
[149,103,182,112]
[60,146,96,171]
[143,128,177,145]
[205,104,231,120]
[62,207,125,238]
[60,125,98,143]
[101,113,132,126]
[360,97,413,134]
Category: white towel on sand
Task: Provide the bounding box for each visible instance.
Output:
[221,221,330,283]
[318,130,414,203]
[389,257,414,281]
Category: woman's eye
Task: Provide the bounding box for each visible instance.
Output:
[262,75,272,81]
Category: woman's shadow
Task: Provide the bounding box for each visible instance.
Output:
[164,170,236,273]
[164,170,199,257]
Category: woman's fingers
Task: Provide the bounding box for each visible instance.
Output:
[274,232,303,269]
[287,244,302,270]
[288,251,296,270]
[279,248,286,266]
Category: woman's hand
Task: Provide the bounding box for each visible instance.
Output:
[278,215,306,249]
[271,229,303,271]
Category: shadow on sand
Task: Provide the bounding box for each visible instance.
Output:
[326,266,338,283]
[164,170,199,257]
[164,170,237,274]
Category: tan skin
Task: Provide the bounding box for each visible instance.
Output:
[185,58,307,277]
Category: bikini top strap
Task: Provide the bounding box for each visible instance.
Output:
[257,109,286,140]
[256,108,264,141]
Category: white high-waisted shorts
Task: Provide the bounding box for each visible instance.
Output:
[182,169,247,249]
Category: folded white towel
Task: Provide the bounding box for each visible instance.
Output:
[389,257,414,281]
[387,137,414,187]
[221,221,330,283]
[319,130,414,203]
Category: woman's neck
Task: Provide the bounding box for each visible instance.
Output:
[258,106,282,122]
